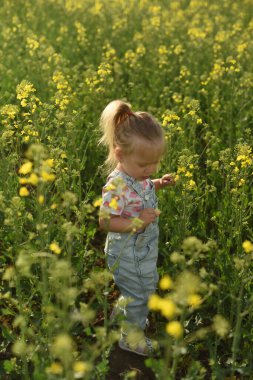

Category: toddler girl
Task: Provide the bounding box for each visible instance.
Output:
[99,100,174,356]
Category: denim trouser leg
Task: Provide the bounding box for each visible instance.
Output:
[107,226,159,330]
[115,268,156,330]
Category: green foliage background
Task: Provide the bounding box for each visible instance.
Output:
[1,0,253,378]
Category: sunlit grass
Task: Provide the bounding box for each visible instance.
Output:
[1,0,253,378]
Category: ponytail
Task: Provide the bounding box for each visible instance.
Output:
[99,100,132,171]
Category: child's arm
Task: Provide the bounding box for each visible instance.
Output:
[99,208,158,233]
[152,173,175,191]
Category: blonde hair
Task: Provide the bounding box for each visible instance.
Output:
[99,99,164,172]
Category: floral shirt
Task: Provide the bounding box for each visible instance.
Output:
[101,169,151,218]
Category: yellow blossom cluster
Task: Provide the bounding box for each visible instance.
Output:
[179,66,190,83]
[161,110,182,139]
[221,144,253,189]
[149,269,204,340]
[162,112,180,127]
[74,21,87,44]
[166,321,183,339]
[236,150,252,168]
[102,44,117,62]
[176,163,197,190]
[208,60,225,81]
[20,124,39,143]
[26,34,40,56]
[18,157,56,198]
[93,197,102,208]
[64,0,84,13]
[124,43,148,69]
[188,27,207,41]
[158,45,169,68]
[49,241,61,255]
[1,104,19,120]
[1,0,253,374]
[225,57,240,74]
[52,71,72,110]
[242,240,253,254]
[85,61,113,93]
[90,1,103,15]
[16,80,41,110]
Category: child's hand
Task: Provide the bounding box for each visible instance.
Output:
[139,208,158,227]
[160,173,175,188]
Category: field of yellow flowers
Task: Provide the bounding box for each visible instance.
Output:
[1,0,253,379]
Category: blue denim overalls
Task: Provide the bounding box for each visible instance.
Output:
[104,170,159,330]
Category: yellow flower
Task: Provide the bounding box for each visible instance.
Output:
[41,171,55,182]
[166,321,183,339]
[38,195,44,204]
[73,361,91,376]
[213,315,230,338]
[19,178,28,184]
[242,240,253,254]
[159,299,176,319]
[19,187,29,197]
[187,294,202,308]
[1,104,19,119]
[93,198,102,207]
[174,44,183,55]
[148,294,162,311]
[49,242,61,255]
[188,110,196,117]
[159,275,173,290]
[51,203,58,209]
[212,161,219,170]
[46,362,63,375]
[187,179,196,190]
[27,173,39,186]
[236,155,246,161]
[51,333,73,358]
[44,158,54,167]
[19,161,33,175]
[177,166,186,174]
[26,37,39,53]
[16,80,36,100]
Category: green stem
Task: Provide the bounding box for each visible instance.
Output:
[231,282,244,376]
[16,277,31,380]
[170,311,186,379]
[161,339,173,380]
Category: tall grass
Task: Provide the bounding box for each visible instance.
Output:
[1,0,253,378]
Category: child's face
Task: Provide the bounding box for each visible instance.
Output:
[117,138,164,180]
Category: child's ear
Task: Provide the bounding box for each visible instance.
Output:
[115,147,123,162]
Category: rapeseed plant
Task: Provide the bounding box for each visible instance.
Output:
[1,0,253,378]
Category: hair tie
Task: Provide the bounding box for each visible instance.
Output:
[116,111,134,127]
